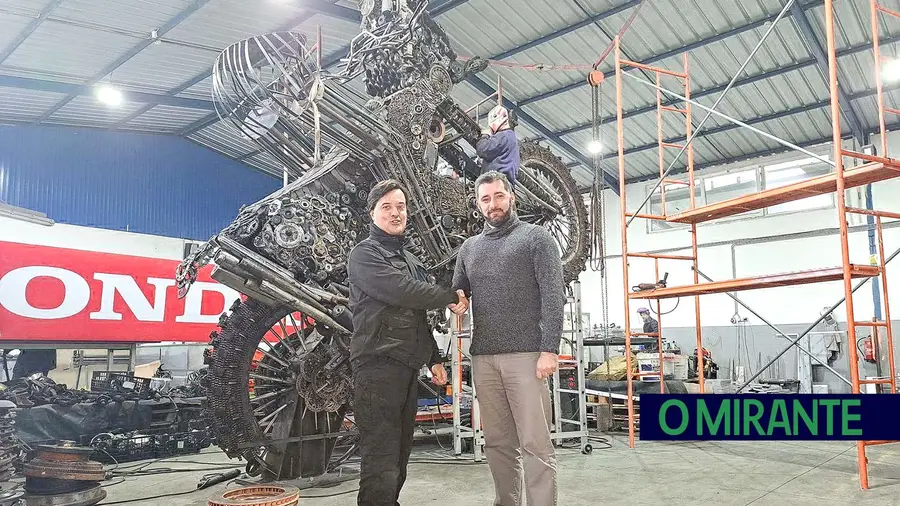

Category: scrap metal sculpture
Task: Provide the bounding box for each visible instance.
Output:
[175,0,590,482]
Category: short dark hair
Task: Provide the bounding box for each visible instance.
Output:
[474,171,512,195]
[367,179,407,212]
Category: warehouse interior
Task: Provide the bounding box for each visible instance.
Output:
[2,0,900,504]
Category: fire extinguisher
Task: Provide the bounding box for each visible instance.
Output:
[861,335,877,364]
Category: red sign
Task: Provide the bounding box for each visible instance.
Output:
[0,240,241,343]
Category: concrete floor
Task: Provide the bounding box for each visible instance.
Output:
[96,435,900,505]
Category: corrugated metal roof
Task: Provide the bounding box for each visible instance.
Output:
[52,0,196,35]
[2,0,50,14]
[48,95,146,126]
[175,74,214,99]
[125,104,211,132]
[0,0,898,186]
[163,0,306,49]
[0,86,67,121]
[0,9,36,52]
[109,42,219,94]
[3,20,142,81]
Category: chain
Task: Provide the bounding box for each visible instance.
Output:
[588,82,610,336]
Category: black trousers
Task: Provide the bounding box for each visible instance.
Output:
[352,356,419,506]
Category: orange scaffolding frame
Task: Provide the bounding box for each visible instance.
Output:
[611,0,900,489]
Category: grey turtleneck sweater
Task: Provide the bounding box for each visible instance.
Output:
[451,213,566,356]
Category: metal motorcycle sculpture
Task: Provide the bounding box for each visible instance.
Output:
[175,0,590,482]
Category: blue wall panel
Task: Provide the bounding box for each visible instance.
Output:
[0,124,280,241]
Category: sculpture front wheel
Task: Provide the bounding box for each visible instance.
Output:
[206,298,358,481]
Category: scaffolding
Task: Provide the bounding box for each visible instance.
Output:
[450,311,484,461]
[550,281,592,454]
[610,0,900,489]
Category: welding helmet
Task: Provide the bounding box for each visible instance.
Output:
[637,307,650,315]
[487,105,510,133]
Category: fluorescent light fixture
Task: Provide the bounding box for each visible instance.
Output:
[883,58,900,83]
[587,140,603,154]
[96,85,123,106]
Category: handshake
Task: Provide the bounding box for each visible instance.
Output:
[448,289,469,315]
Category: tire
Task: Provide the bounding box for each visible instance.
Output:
[206,297,356,480]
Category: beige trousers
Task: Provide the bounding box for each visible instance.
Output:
[472,352,558,506]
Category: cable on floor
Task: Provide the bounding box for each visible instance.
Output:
[93,487,207,505]
[300,487,360,498]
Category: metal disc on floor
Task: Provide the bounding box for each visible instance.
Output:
[23,485,105,506]
[23,443,105,483]
[207,485,300,506]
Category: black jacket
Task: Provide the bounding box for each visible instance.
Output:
[347,224,458,369]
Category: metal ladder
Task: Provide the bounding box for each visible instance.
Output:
[550,280,592,454]
[450,310,484,461]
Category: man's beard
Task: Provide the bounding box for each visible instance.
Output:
[485,206,512,227]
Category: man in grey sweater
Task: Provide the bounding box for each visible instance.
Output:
[452,170,565,506]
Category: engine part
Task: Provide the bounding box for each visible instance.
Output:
[176,0,592,484]
[24,443,105,483]
[206,485,300,506]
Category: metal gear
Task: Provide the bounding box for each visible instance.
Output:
[206,485,300,506]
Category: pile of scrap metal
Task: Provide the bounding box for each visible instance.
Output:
[0,374,171,407]
[89,428,213,465]
[0,401,23,506]
[167,368,208,398]
[23,442,107,506]
[0,402,19,482]
[175,0,590,483]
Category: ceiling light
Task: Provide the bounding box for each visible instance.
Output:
[883,58,900,83]
[96,85,122,106]
[587,140,603,154]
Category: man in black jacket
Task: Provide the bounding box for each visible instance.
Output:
[347,179,467,506]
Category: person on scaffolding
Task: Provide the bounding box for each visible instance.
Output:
[637,307,659,334]
[476,105,520,186]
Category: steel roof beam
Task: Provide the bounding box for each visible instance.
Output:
[0,0,64,66]
[555,34,900,138]
[0,74,215,110]
[490,0,641,61]
[622,82,899,159]
[621,83,900,183]
[693,122,900,174]
[579,119,900,192]
[34,0,213,123]
[789,2,867,145]
[518,0,826,107]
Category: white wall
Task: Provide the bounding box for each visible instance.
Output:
[579,131,900,330]
[0,214,195,260]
